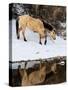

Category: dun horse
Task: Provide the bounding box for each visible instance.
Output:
[16,15,56,44]
[18,61,46,86]
[18,60,57,86]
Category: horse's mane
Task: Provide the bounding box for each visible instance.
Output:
[41,19,54,31]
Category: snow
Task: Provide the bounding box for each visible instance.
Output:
[10,19,66,62]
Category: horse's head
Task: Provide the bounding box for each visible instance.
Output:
[50,29,56,40]
[41,19,56,40]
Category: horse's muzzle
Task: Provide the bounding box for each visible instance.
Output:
[53,37,56,40]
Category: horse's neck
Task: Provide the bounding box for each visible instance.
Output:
[47,31,52,38]
[47,29,50,34]
[47,31,51,38]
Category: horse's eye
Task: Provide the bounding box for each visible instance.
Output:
[53,31,55,34]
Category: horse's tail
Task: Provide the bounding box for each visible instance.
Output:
[16,17,20,39]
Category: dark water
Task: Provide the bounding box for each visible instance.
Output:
[9,58,66,86]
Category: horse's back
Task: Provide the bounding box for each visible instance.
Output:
[19,15,44,28]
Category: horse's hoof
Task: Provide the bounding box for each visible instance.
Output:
[24,39,27,42]
[39,42,42,45]
[17,36,20,39]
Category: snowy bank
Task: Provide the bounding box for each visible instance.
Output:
[9,19,66,69]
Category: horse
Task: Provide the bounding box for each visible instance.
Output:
[18,60,57,86]
[18,60,46,86]
[16,15,56,44]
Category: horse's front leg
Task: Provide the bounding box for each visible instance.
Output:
[39,35,42,45]
[44,35,47,45]
[39,35,47,45]
[44,38,47,45]
[22,31,27,41]
[17,29,20,39]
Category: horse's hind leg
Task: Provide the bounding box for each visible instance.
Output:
[17,30,20,39]
[16,18,20,39]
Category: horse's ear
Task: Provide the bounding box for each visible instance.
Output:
[53,28,56,33]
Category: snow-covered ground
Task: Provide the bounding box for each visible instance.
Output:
[9,19,66,69]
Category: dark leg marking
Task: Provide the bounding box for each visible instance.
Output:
[44,34,47,45]
[17,35,20,39]
[44,40,47,45]
[39,35,42,45]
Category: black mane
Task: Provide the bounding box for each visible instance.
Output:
[42,20,53,31]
